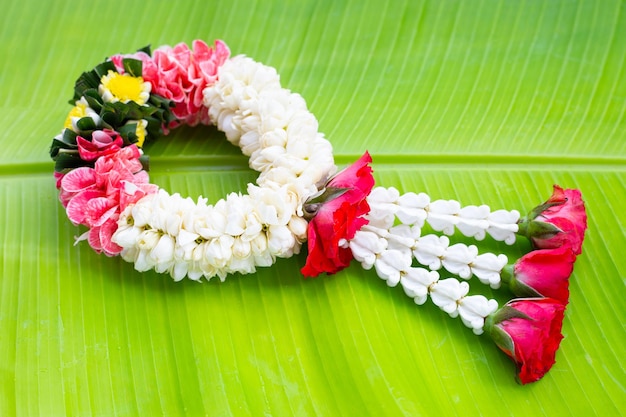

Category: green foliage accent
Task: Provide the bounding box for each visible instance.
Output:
[122,58,143,77]
[51,52,177,172]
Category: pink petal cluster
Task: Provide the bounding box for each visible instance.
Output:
[77,129,123,161]
[487,298,565,385]
[301,152,374,277]
[112,40,230,127]
[59,145,158,256]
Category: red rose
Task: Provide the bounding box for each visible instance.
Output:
[301,152,374,277]
[486,298,565,384]
[503,246,576,305]
[520,185,587,255]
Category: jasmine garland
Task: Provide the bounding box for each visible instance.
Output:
[49,39,588,384]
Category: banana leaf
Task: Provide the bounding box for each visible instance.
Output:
[0,0,624,415]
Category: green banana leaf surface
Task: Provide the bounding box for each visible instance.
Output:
[1,0,624,415]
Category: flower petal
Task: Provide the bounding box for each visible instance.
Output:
[60,167,97,193]
[65,189,103,225]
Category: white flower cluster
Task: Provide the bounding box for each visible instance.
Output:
[348,187,509,334]
[354,223,507,289]
[348,224,498,334]
[365,186,520,245]
[111,55,336,281]
[203,55,336,198]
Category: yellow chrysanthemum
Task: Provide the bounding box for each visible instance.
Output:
[64,101,88,130]
[99,70,151,105]
[135,119,148,148]
[64,97,100,131]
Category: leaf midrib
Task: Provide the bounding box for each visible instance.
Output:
[2,153,623,179]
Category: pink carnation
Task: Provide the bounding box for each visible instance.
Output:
[152,40,229,126]
[59,145,158,256]
[110,40,230,127]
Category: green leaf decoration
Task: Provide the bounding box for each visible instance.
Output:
[122,58,143,78]
[75,115,98,131]
[82,88,104,112]
[49,130,77,158]
[137,44,152,55]
[117,122,139,145]
[1,1,625,416]
[71,61,116,103]
[53,150,92,172]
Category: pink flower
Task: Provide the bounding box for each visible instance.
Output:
[301,152,375,277]
[151,40,230,126]
[110,40,230,127]
[520,185,588,255]
[76,129,124,161]
[503,246,576,305]
[59,145,157,256]
[54,171,65,189]
[486,298,565,384]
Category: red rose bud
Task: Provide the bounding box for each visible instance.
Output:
[501,246,576,305]
[518,185,587,255]
[485,298,565,384]
[301,152,375,277]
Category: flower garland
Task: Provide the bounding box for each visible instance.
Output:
[50,39,588,385]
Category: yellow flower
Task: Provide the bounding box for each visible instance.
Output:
[124,119,149,147]
[99,70,151,105]
[64,97,100,131]
[135,119,148,147]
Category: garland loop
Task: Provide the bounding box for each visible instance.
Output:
[51,40,340,281]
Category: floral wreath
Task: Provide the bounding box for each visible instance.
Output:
[50,39,588,385]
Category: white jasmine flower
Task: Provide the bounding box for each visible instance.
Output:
[232,237,252,259]
[137,229,161,252]
[429,278,469,317]
[374,250,412,287]
[134,249,156,272]
[441,243,479,279]
[470,253,508,288]
[401,268,439,305]
[267,225,297,257]
[288,216,308,242]
[413,234,449,270]
[151,234,176,274]
[204,235,234,269]
[457,295,499,335]
[395,192,429,226]
[250,233,269,255]
[425,199,461,235]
